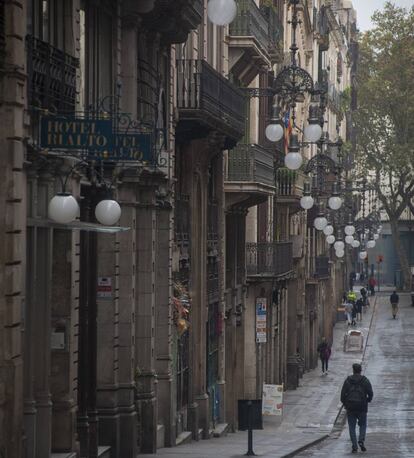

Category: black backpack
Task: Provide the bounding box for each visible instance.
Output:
[344,378,367,411]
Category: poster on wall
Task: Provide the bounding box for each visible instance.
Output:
[256,297,267,343]
[262,384,283,416]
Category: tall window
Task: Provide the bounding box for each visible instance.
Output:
[30,0,66,49]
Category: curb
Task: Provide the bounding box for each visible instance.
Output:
[280,434,330,458]
[281,295,379,457]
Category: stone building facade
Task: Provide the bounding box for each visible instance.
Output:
[0,0,356,457]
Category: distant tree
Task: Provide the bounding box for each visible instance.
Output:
[355,2,414,290]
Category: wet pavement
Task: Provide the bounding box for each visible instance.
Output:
[141,290,386,457]
[296,290,414,457]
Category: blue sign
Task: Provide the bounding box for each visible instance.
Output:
[40,116,153,162]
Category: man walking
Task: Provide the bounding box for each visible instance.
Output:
[317,337,331,375]
[390,290,399,319]
[341,363,373,453]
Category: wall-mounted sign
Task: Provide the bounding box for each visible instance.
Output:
[97,277,112,299]
[40,116,152,162]
[256,297,267,343]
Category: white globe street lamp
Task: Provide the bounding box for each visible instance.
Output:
[374,233,379,240]
[326,235,335,244]
[334,240,345,251]
[367,239,376,249]
[345,235,354,245]
[285,134,303,170]
[328,183,342,210]
[352,240,360,248]
[95,199,122,226]
[359,251,367,260]
[265,105,284,142]
[335,249,345,258]
[314,216,328,231]
[323,224,334,236]
[344,224,356,236]
[49,193,79,224]
[303,106,322,143]
[207,0,237,26]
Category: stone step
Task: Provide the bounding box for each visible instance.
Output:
[51,454,77,458]
[157,424,165,449]
[175,431,192,446]
[213,422,229,438]
[98,446,111,458]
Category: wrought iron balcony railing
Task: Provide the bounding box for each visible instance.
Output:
[275,168,305,198]
[262,5,284,61]
[175,194,191,244]
[27,35,78,112]
[230,0,269,53]
[328,82,341,114]
[226,144,275,188]
[246,241,293,277]
[176,59,246,143]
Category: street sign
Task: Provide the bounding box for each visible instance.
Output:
[256,298,267,343]
[40,116,153,162]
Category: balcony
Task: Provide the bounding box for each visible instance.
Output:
[27,36,78,112]
[246,242,294,279]
[228,0,271,84]
[176,59,246,147]
[328,82,342,114]
[225,143,276,209]
[262,5,284,63]
[142,0,203,44]
[275,168,305,211]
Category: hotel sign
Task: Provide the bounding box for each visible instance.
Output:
[40,116,152,162]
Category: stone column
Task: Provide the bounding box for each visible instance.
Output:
[135,181,158,453]
[286,280,299,389]
[50,229,78,453]
[155,201,175,447]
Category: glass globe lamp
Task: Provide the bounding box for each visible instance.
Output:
[314,216,328,231]
[95,199,122,226]
[345,235,354,245]
[359,251,367,260]
[265,123,284,142]
[300,195,314,210]
[374,233,379,240]
[304,106,322,142]
[328,195,342,211]
[335,250,345,258]
[48,193,79,224]
[326,235,335,244]
[344,224,355,236]
[285,152,302,170]
[323,224,334,236]
[334,240,345,251]
[207,0,237,26]
[367,240,376,249]
[352,240,360,248]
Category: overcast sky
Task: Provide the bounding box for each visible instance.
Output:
[355,0,414,31]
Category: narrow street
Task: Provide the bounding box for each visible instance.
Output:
[140,290,414,458]
[297,290,414,457]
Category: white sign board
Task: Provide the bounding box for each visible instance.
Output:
[262,384,283,416]
[97,277,112,299]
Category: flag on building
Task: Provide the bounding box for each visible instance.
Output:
[284,109,293,153]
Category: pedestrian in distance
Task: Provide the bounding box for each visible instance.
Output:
[351,302,358,326]
[390,290,399,319]
[368,276,376,296]
[341,363,373,453]
[317,337,331,375]
[355,297,363,322]
[360,287,368,307]
[344,301,354,326]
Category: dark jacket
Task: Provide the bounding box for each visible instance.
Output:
[341,374,373,413]
[390,292,399,304]
[355,298,363,313]
[317,341,331,360]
